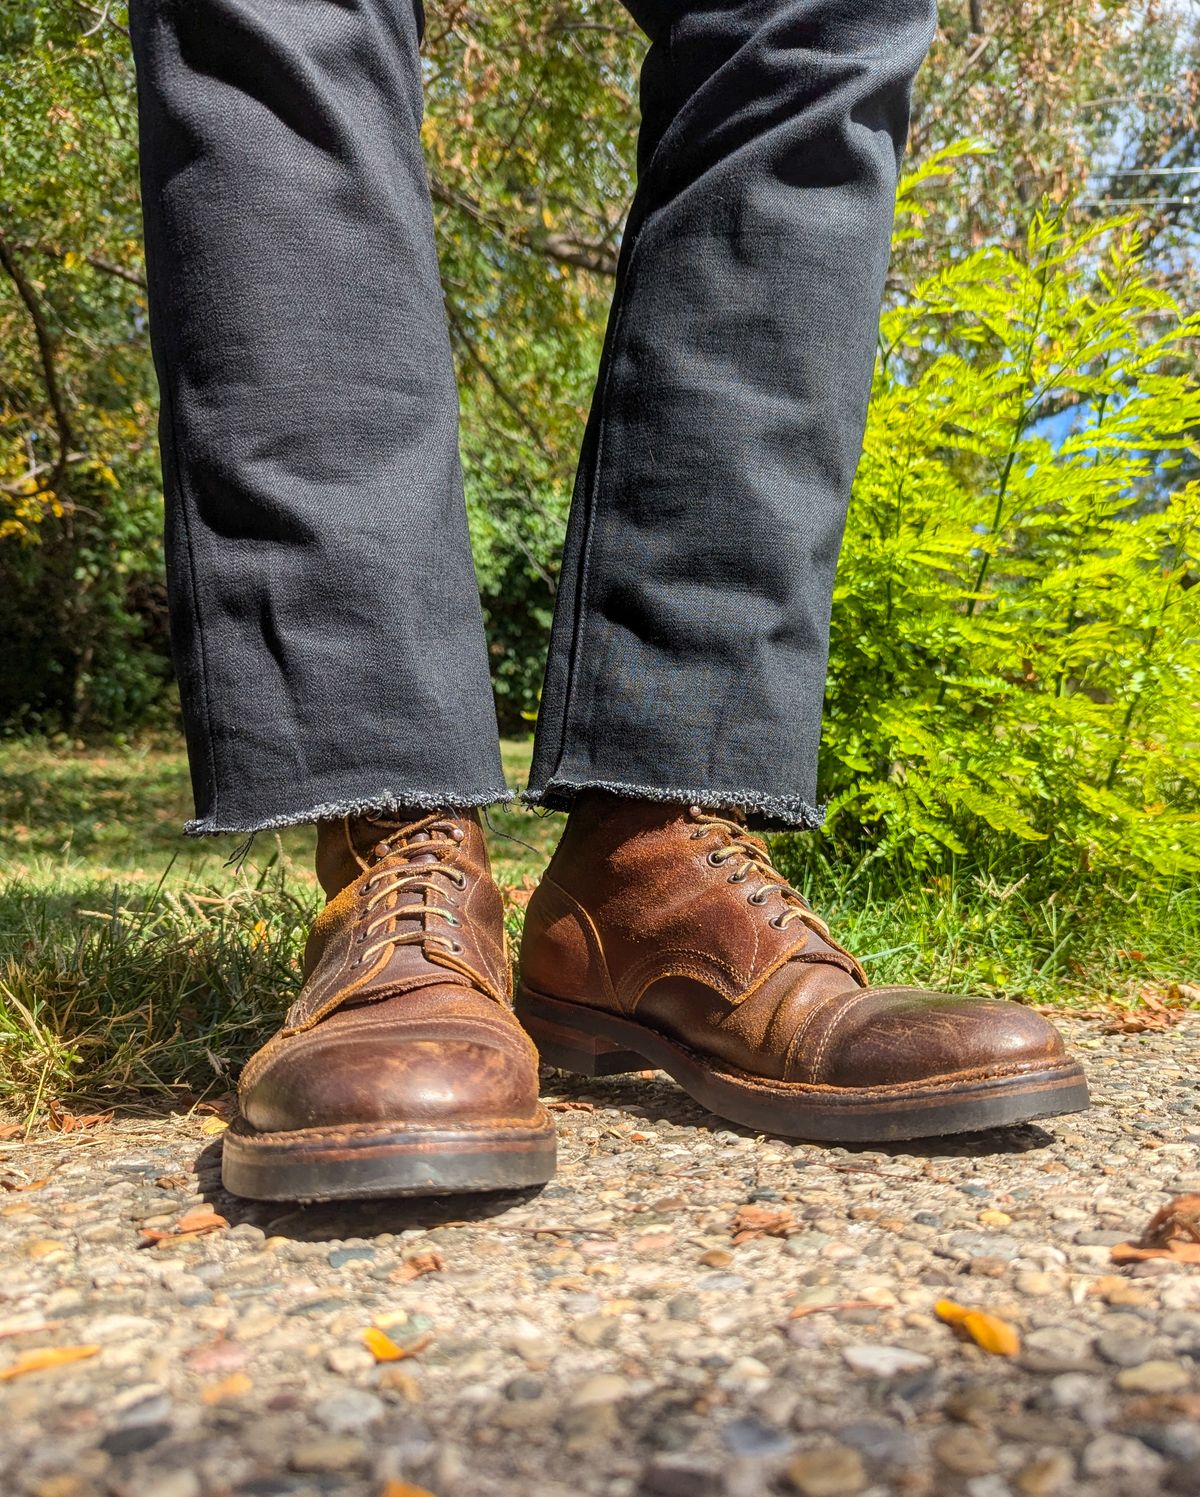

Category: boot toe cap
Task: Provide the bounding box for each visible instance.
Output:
[240,1006,541,1134]
[814,988,1069,1089]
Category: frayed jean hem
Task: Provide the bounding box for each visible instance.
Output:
[521,776,825,832]
[184,786,517,837]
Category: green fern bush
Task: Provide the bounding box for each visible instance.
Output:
[820,150,1200,882]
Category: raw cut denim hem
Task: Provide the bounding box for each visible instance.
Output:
[520,777,825,833]
[184,787,516,838]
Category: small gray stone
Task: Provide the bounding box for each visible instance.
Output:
[842,1344,932,1378]
[504,1374,544,1401]
[1081,1433,1167,1479]
[1096,1330,1157,1366]
[314,1388,386,1433]
[328,1246,375,1268]
[719,1416,793,1457]
[838,1420,921,1467]
[1021,1325,1097,1372]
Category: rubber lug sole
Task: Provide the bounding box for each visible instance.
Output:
[220,1109,557,1202]
[516,986,1089,1143]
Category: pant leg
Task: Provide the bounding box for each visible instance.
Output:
[526,0,936,829]
[129,0,508,835]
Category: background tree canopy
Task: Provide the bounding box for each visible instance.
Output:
[2,0,1198,881]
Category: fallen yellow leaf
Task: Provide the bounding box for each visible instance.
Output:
[935,1299,1020,1357]
[200,1116,229,1135]
[379,1483,437,1497]
[0,1344,100,1380]
[361,1327,432,1362]
[201,1372,253,1404]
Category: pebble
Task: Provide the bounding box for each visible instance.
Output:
[719,1416,794,1457]
[837,1420,921,1467]
[934,1427,998,1476]
[785,1444,867,1496]
[1020,1325,1097,1372]
[1015,1451,1074,1495]
[1095,1329,1156,1366]
[1080,1432,1167,1479]
[325,1343,375,1376]
[569,1374,631,1408]
[289,1437,367,1472]
[841,1344,932,1377]
[313,1389,386,1432]
[641,1454,725,1497]
[1114,1359,1190,1393]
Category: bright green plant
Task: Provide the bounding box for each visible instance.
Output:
[820,148,1200,881]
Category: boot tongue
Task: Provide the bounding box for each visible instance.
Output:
[356,814,459,869]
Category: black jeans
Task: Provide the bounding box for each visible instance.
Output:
[129,0,936,835]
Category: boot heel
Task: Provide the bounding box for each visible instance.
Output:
[516,993,644,1078]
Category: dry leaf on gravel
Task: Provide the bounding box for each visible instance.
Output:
[200,1372,253,1404]
[0,1125,23,1141]
[788,1299,877,1320]
[200,1116,229,1136]
[1,1177,48,1193]
[380,1482,437,1497]
[1111,1194,1200,1265]
[1065,986,1194,1035]
[139,1207,229,1245]
[362,1327,433,1362]
[731,1203,796,1244]
[935,1299,1021,1356]
[0,1344,100,1380]
[389,1252,445,1283]
[46,1102,113,1134]
[546,1101,595,1112]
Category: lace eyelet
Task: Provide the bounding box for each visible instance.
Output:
[443,939,463,955]
[706,850,725,868]
[748,888,769,906]
[446,914,461,927]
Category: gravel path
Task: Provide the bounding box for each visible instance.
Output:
[2,1017,1199,1497]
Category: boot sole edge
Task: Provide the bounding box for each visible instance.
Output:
[515,987,1090,1142]
[220,1110,557,1201]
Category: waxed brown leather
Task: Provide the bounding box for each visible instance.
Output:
[238,810,543,1135]
[520,794,1069,1091]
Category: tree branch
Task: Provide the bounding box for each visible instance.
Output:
[430,175,619,278]
[86,253,146,289]
[0,228,74,492]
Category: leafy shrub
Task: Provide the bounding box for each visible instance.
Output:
[818,151,1200,882]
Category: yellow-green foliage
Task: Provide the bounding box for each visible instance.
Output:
[825,151,1200,880]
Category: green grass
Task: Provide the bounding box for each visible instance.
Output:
[1,738,1195,1119]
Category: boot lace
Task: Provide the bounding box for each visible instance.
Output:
[346,812,468,968]
[688,807,832,941]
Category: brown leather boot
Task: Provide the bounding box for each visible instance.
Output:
[516,795,1088,1142]
[222,810,555,1200]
